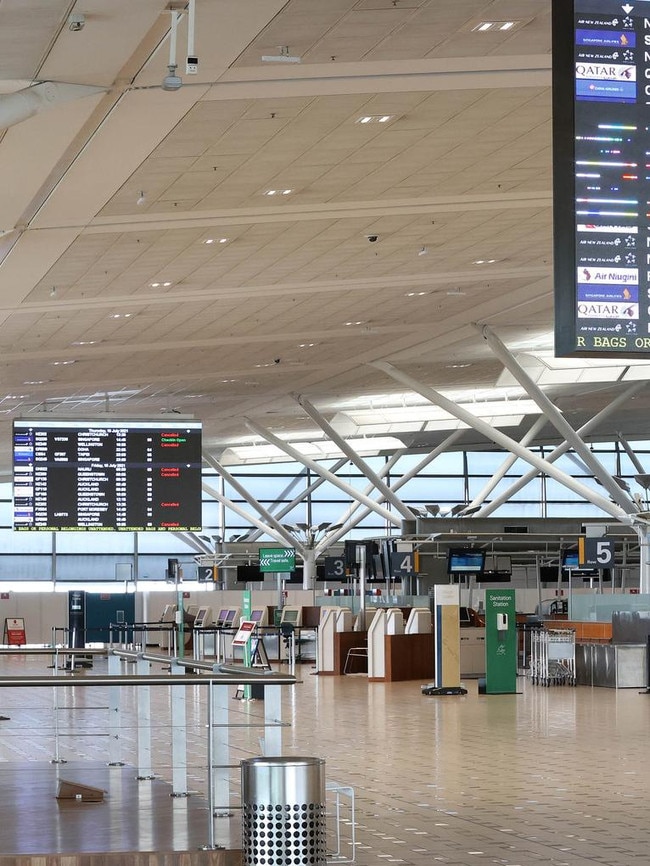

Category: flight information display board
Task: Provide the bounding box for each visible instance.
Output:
[13,419,202,531]
[554,0,650,355]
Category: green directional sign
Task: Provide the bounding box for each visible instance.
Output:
[259,547,295,573]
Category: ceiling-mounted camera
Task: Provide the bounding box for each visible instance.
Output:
[366,234,379,243]
[68,12,86,31]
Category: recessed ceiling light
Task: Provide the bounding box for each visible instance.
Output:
[149,281,172,288]
[263,189,293,196]
[204,237,229,245]
[298,342,316,348]
[71,340,99,346]
[405,291,428,297]
[220,379,237,383]
[24,380,48,385]
[344,320,365,326]
[446,289,466,297]
[472,20,520,32]
[5,394,27,399]
[473,259,498,265]
[355,115,395,125]
[109,313,134,319]
[51,360,77,366]
[254,363,273,368]
[446,363,472,369]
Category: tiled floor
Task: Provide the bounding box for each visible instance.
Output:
[0,652,649,864]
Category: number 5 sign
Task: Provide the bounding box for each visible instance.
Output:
[578,536,614,569]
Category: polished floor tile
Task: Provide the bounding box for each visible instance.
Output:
[0,653,648,864]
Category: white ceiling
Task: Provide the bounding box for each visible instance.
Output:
[0,0,645,472]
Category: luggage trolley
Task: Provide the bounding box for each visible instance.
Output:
[530,628,576,686]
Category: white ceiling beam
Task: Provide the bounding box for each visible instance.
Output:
[479,325,637,513]
[371,360,629,521]
[244,417,401,527]
[293,393,413,520]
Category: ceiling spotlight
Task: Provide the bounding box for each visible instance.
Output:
[136,191,146,206]
[49,286,57,298]
[162,64,182,91]
[418,246,428,256]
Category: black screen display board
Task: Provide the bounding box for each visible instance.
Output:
[553,0,650,355]
[13,419,202,531]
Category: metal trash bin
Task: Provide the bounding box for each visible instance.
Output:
[241,756,326,865]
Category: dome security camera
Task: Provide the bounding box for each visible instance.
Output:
[68,12,85,31]
[366,234,379,243]
[162,65,182,91]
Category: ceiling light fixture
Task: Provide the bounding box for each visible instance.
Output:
[405,291,428,297]
[149,281,172,288]
[418,246,428,256]
[344,320,365,326]
[298,342,316,348]
[355,114,395,124]
[204,237,229,245]
[109,313,134,319]
[262,45,301,63]
[24,380,48,385]
[472,20,519,32]
[264,189,293,196]
[446,289,466,297]
[136,191,146,206]
[473,258,498,265]
[51,360,77,366]
[71,340,98,346]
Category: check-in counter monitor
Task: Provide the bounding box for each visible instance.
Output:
[194,606,212,628]
[249,607,268,627]
[223,607,241,628]
[280,606,302,627]
[405,608,432,634]
[161,604,177,623]
[215,608,230,627]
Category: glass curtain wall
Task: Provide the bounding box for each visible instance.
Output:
[0,441,645,582]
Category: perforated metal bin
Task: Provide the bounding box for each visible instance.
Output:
[241,756,326,866]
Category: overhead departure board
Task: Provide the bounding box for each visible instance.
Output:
[554,0,650,355]
[13,419,202,531]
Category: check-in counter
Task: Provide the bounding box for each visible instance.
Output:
[576,642,647,688]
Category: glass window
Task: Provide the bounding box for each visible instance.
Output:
[0,555,51,580]
[393,451,464,474]
[56,555,135,581]
[470,478,541,502]
[546,503,610,517]
[466,452,514,474]
[0,529,52,552]
[55,531,135,554]
[398,477,466,500]
[137,533,199,553]
[489,502,543,517]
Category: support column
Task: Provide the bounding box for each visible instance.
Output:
[636,523,650,594]
[302,548,317,591]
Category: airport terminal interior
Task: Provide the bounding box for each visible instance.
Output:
[2,1,650,865]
